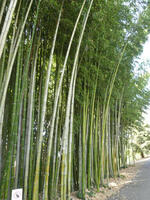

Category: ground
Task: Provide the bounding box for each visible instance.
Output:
[108,157,150,200]
[71,158,148,200]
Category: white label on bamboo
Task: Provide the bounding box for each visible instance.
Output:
[11,189,23,200]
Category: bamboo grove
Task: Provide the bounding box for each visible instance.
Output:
[1,0,150,199]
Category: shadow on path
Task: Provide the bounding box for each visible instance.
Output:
[107,157,150,200]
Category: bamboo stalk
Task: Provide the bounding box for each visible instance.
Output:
[0,0,7,24]
[0,0,18,59]
[44,2,86,199]
[0,0,34,134]
[24,45,38,200]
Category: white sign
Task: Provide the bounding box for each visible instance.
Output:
[11,189,23,200]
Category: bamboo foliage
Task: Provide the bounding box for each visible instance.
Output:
[0,1,150,200]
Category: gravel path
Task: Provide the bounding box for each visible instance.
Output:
[107,157,150,200]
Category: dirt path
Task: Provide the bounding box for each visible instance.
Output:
[71,162,139,199]
[107,157,150,200]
